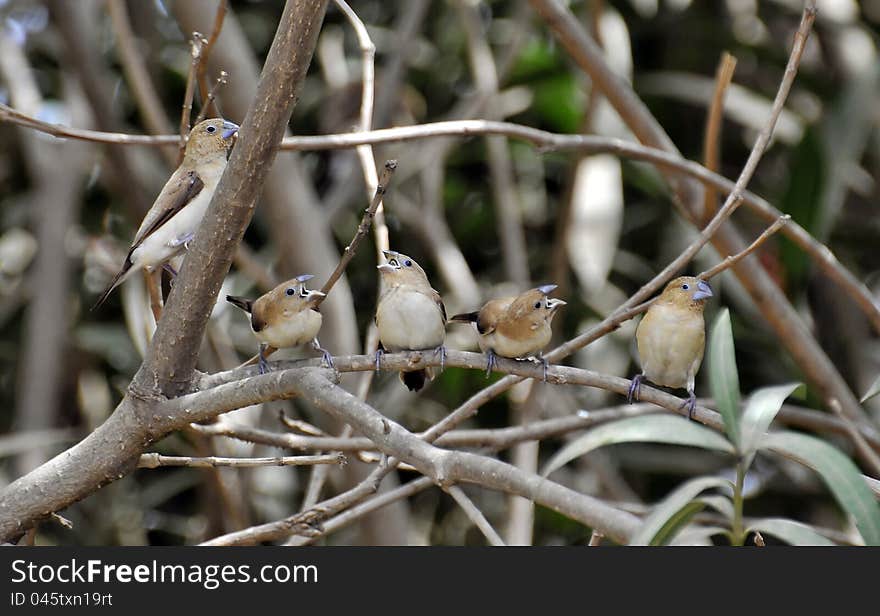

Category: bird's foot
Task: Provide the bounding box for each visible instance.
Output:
[162,263,178,278]
[312,338,334,369]
[433,345,447,372]
[679,390,697,421]
[627,374,644,404]
[258,345,269,375]
[374,347,384,372]
[168,231,195,249]
[485,349,497,378]
[526,354,550,382]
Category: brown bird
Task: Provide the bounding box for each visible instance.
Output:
[92,118,239,309]
[450,284,566,380]
[375,250,447,392]
[628,276,713,419]
[226,274,332,374]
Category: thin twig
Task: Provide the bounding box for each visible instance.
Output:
[193,71,228,126]
[316,160,397,303]
[178,31,206,163]
[137,452,345,469]
[446,484,506,546]
[588,529,604,546]
[197,0,227,119]
[698,215,790,280]
[702,52,737,220]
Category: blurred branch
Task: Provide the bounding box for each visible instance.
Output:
[107,0,177,166]
[137,452,345,468]
[193,71,228,126]
[698,215,790,280]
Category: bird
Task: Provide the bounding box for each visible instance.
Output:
[627,276,713,419]
[92,117,240,309]
[375,250,447,392]
[450,284,566,381]
[226,274,332,374]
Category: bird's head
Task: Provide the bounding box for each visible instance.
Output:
[184,118,239,163]
[507,284,567,324]
[376,250,430,287]
[659,276,713,310]
[274,274,325,311]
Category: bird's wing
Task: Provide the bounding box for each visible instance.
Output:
[131,169,205,250]
[476,297,513,335]
[431,287,447,322]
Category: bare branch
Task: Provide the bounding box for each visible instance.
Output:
[179,32,207,162]
[197,0,228,119]
[137,452,344,469]
[446,485,506,546]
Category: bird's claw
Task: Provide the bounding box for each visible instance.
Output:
[434,345,447,372]
[485,349,497,378]
[680,391,697,421]
[374,348,384,372]
[312,338,334,369]
[168,232,195,249]
[162,263,178,278]
[627,374,643,404]
[539,355,549,382]
[258,345,269,375]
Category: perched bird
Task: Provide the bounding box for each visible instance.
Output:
[92,118,239,309]
[628,276,713,419]
[226,274,332,374]
[375,250,447,392]
[450,284,566,380]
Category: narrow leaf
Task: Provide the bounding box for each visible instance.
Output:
[670,525,728,546]
[747,518,836,546]
[739,382,801,470]
[542,415,735,477]
[860,374,880,403]
[629,476,732,546]
[698,495,734,521]
[762,431,880,546]
[708,308,741,447]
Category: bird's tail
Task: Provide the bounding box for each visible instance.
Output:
[399,367,435,392]
[226,295,254,313]
[449,311,479,324]
[90,260,135,311]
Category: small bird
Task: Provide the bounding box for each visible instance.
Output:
[375,250,447,392]
[628,276,713,419]
[450,284,566,380]
[226,274,332,374]
[92,118,239,309]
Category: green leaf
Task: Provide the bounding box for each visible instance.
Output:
[670,525,728,546]
[860,374,880,403]
[541,415,735,477]
[708,308,741,448]
[761,431,880,546]
[739,383,801,470]
[698,495,734,521]
[747,518,837,546]
[629,476,732,546]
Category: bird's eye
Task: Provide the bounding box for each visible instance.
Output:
[404,259,412,267]
[682,283,690,290]
[286,288,295,296]
[206,125,216,133]
[534,302,541,309]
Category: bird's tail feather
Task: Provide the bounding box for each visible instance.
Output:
[226,295,254,313]
[91,260,135,311]
[449,311,479,323]
[400,368,434,392]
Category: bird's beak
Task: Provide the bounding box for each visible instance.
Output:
[537,284,558,295]
[306,290,326,303]
[221,120,239,140]
[692,280,713,301]
[295,273,315,283]
[376,263,395,273]
[547,298,567,311]
[381,250,395,259]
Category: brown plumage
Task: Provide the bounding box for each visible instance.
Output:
[450,284,566,379]
[375,250,447,392]
[226,274,331,374]
[92,118,239,309]
[628,276,713,419]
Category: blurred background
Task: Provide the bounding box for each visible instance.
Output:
[1,0,879,545]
